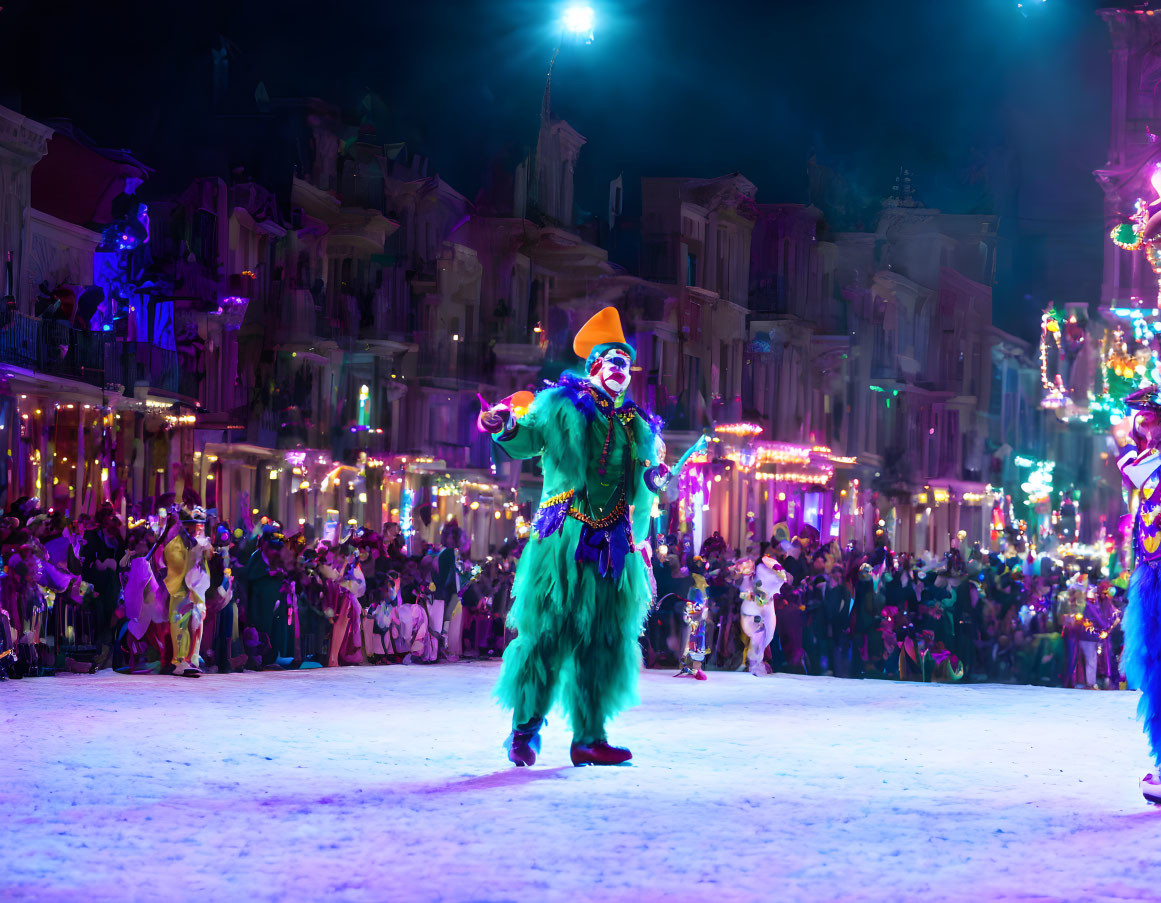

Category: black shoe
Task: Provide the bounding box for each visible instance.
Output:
[159,663,177,676]
[570,740,633,766]
[506,716,546,767]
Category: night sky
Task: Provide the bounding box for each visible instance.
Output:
[0,0,1116,339]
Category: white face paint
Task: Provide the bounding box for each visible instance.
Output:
[588,348,631,398]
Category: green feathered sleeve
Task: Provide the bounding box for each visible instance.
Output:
[628,412,662,539]
[492,395,548,460]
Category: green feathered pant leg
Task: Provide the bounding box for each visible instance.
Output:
[494,520,651,744]
[497,621,571,732]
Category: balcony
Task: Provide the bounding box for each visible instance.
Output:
[108,342,201,402]
[227,407,279,449]
[0,314,106,385]
[0,312,201,401]
[749,278,788,315]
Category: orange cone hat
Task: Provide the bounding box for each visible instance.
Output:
[572,306,635,362]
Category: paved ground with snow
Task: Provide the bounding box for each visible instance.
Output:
[4,663,1161,902]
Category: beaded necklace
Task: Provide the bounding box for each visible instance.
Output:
[590,387,636,476]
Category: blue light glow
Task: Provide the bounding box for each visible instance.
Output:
[562,4,594,38]
[400,488,415,538]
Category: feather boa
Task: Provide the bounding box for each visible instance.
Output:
[529,374,661,534]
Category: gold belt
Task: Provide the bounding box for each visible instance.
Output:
[567,496,628,530]
[538,488,575,508]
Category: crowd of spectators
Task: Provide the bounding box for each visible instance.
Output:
[0,489,1126,691]
[0,493,517,678]
[645,529,1126,688]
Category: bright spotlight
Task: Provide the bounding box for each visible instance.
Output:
[562,4,595,37]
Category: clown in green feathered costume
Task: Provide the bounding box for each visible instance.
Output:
[478,307,673,767]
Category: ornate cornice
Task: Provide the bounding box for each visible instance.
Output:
[0,105,51,164]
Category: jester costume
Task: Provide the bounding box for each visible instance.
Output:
[675,570,710,680]
[1117,387,1161,803]
[486,308,667,766]
[163,507,211,677]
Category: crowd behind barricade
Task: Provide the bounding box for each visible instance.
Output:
[0,487,1128,691]
[643,527,1128,689]
[0,490,519,679]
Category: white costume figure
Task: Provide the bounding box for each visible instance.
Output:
[738,554,788,676]
[364,572,400,659]
[342,559,367,600]
[390,588,432,662]
[124,555,167,648]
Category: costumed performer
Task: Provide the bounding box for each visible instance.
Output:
[433,521,465,662]
[390,580,432,663]
[1075,579,1120,689]
[119,527,168,673]
[335,541,366,665]
[675,557,711,680]
[1115,386,1161,803]
[366,568,401,661]
[478,306,678,767]
[317,544,360,668]
[157,505,210,677]
[737,550,788,676]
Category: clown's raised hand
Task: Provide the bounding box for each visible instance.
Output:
[476,393,512,435]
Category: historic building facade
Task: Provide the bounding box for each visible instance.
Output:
[0,82,1043,560]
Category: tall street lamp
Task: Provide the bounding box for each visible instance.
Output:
[545,5,596,105]
[526,4,596,218]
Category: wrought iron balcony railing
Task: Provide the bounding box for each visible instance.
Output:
[0,312,201,401]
